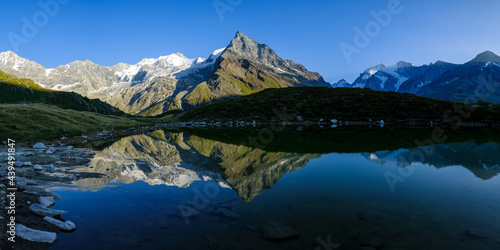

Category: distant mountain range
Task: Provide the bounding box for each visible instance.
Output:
[333,51,500,104]
[2,32,499,115]
[0,32,328,116]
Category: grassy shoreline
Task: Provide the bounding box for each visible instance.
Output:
[2,87,500,143]
[172,87,500,122]
[0,103,173,142]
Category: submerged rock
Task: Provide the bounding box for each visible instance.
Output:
[262,221,299,240]
[466,228,492,239]
[213,207,240,219]
[245,223,260,232]
[202,234,219,250]
[44,217,76,231]
[360,237,385,248]
[29,203,67,217]
[33,143,46,149]
[39,196,55,207]
[16,224,57,243]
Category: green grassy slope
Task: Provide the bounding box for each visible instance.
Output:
[0,71,181,141]
[174,87,500,122]
[0,70,123,115]
[0,103,169,141]
[182,52,324,109]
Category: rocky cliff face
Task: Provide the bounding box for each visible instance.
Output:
[184,32,329,108]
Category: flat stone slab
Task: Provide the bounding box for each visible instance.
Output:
[39,196,55,207]
[33,165,44,170]
[16,224,57,243]
[44,217,76,231]
[262,221,299,240]
[29,203,67,217]
[213,208,240,219]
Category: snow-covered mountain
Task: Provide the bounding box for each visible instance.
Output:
[0,48,224,98]
[331,79,351,88]
[416,51,500,103]
[333,51,500,104]
[350,63,386,88]
[333,61,452,92]
[112,49,225,84]
[0,32,329,115]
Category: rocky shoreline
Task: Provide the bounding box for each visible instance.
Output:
[0,142,99,249]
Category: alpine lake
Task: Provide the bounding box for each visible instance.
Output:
[39,126,500,250]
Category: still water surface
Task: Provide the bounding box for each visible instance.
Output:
[49,128,500,249]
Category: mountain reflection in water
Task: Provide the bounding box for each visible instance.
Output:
[50,127,500,250]
[74,128,500,198]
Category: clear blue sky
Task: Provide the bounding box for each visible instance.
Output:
[1,0,499,83]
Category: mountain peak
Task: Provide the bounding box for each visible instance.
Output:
[361,63,385,78]
[230,31,258,47]
[331,79,351,88]
[0,51,18,57]
[234,31,248,38]
[434,60,447,65]
[371,63,386,70]
[172,52,188,59]
[225,32,263,61]
[0,51,23,61]
[470,50,500,63]
[394,61,413,68]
